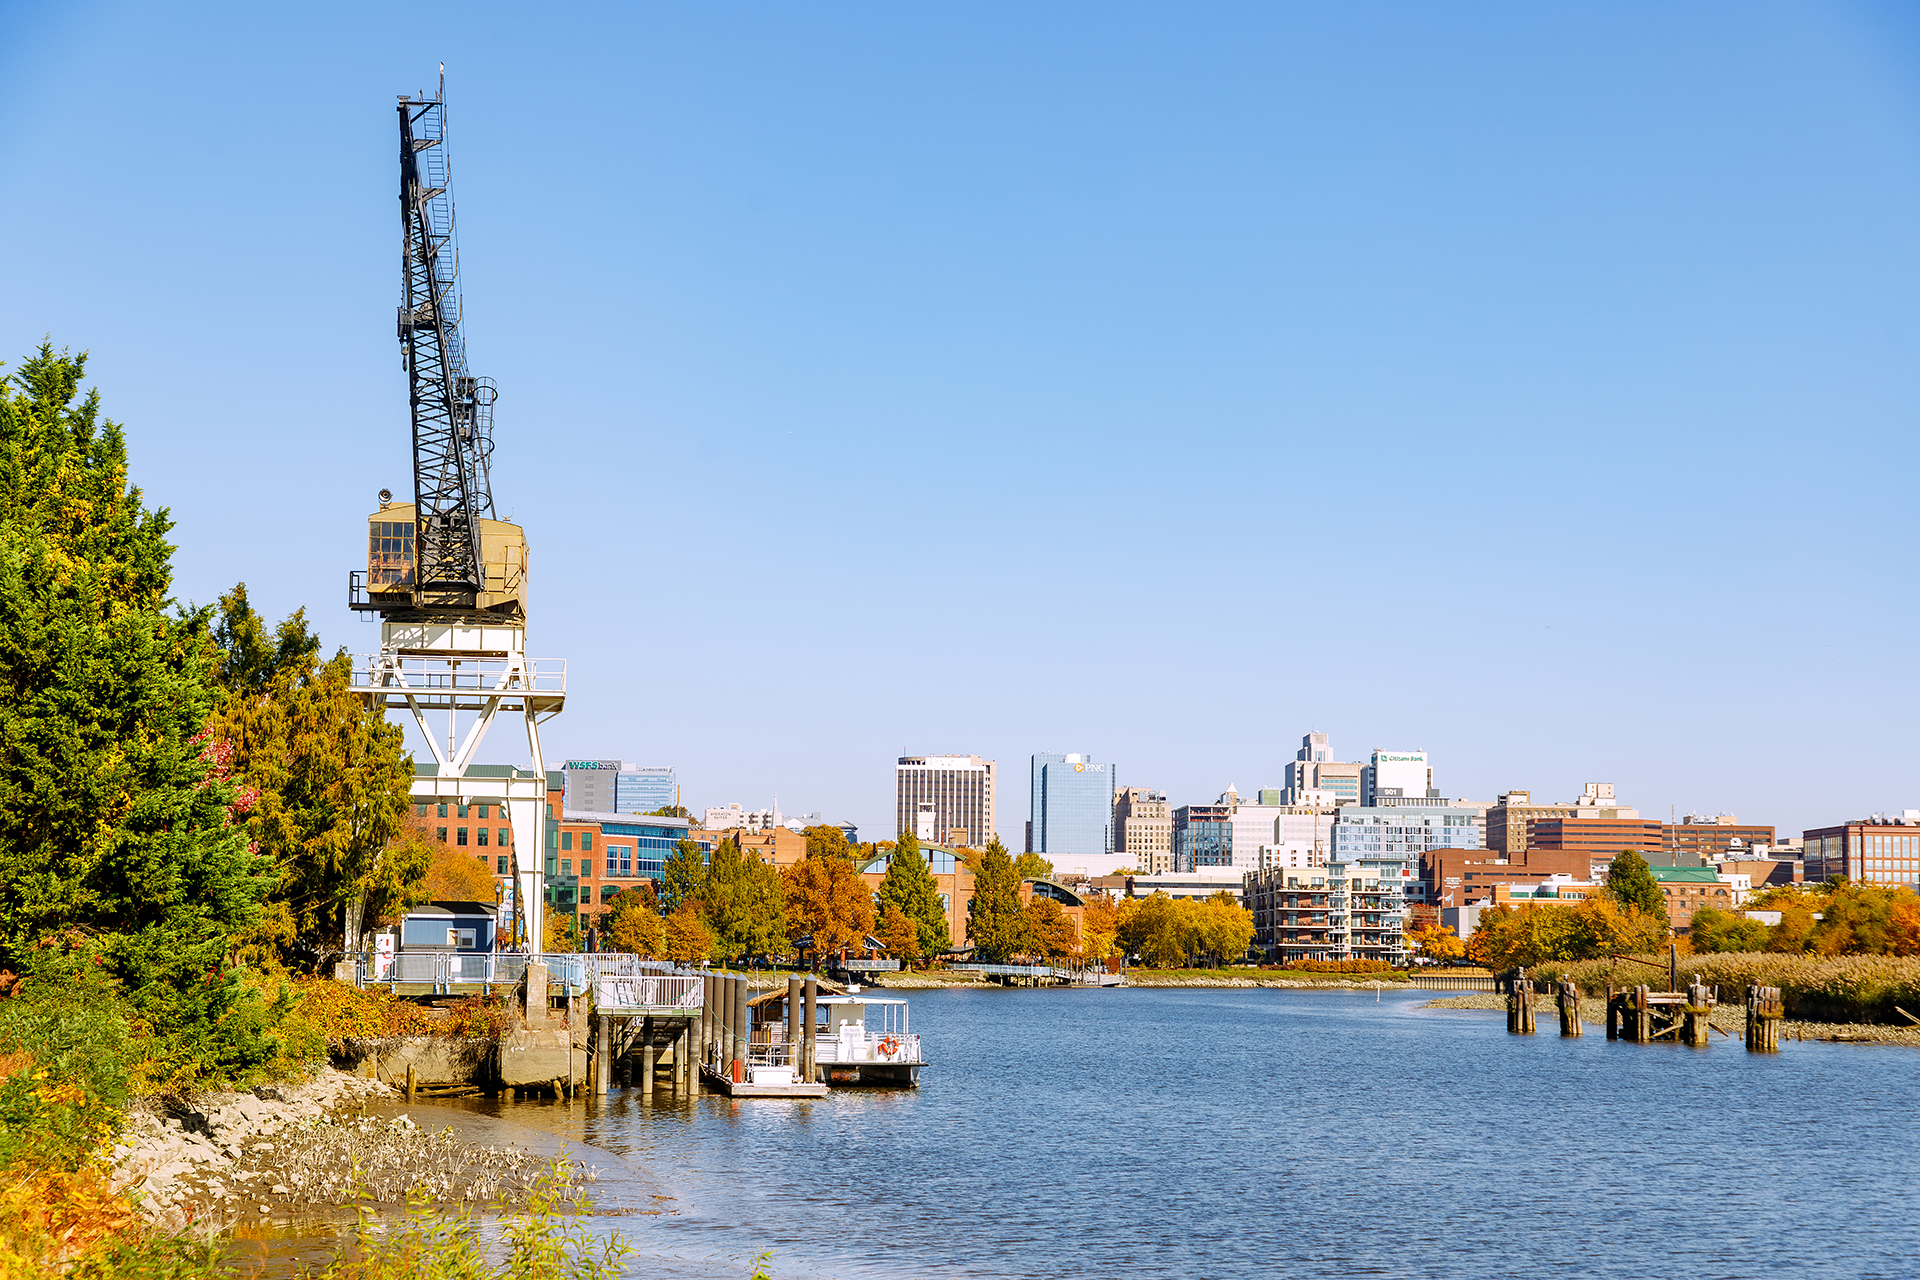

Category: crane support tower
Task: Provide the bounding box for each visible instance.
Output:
[348,69,562,955]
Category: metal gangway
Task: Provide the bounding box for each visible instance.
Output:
[947,962,1126,987]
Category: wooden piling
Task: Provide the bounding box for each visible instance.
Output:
[1632,985,1652,1042]
[1605,984,1619,1039]
[597,1016,611,1093]
[787,974,803,1072]
[1746,984,1782,1053]
[1684,977,1711,1047]
[640,1015,656,1098]
[405,1064,416,1102]
[732,976,749,1083]
[675,1020,690,1098]
[1558,981,1582,1037]
[1504,969,1535,1034]
[700,973,714,1076]
[802,975,818,1083]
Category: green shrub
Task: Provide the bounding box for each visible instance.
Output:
[0,950,137,1172]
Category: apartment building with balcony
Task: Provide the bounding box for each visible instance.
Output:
[1245,856,1412,965]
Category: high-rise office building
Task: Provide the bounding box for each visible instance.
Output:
[1361,750,1432,805]
[1174,800,1234,871]
[1115,787,1174,873]
[563,760,677,815]
[1028,753,1116,860]
[1283,732,1362,806]
[615,767,677,814]
[896,755,996,848]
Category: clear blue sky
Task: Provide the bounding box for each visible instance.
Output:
[4,2,1919,844]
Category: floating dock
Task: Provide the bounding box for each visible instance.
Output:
[698,1063,827,1098]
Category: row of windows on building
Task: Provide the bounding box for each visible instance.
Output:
[439,827,511,847]
[420,803,504,820]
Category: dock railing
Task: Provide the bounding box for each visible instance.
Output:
[814,1031,922,1065]
[347,951,699,999]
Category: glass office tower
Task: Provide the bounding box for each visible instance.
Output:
[1028,753,1116,861]
[614,767,677,815]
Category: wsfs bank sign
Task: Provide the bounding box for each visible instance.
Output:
[565,760,620,771]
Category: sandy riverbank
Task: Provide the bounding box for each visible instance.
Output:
[111,1066,580,1233]
[1423,992,1920,1046]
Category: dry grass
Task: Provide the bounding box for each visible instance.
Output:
[1529,952,1920,1024]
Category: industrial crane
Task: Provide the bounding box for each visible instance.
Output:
[395,69,497,609]
[349,70,564,955]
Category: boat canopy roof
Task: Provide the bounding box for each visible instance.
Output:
[747,989,907,1010]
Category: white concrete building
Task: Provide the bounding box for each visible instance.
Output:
[1362,749,1431,805]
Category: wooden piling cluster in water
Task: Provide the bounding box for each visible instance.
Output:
[1745,984,1783,1053]
[1504,970,1537,1034]
[1501,965,1783,1055]
[1557,982,1582,1037]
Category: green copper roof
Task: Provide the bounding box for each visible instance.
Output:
[1649,866,1721,883]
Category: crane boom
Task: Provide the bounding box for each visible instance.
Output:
[397,73,495,607]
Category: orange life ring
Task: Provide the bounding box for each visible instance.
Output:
[878,1036,899,1056]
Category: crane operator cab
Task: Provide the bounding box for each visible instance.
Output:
[357,497,529,622]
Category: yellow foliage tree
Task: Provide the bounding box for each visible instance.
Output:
[1080,897,1120,962]
[606,891,664,957]
[419,837,496,904]
[1024,898,1079,960]
[662,902,715,963]
[1408,922,1465,963]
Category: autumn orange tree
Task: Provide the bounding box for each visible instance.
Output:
[1408,922,1465,964]
[418,833,496,903]
[876,904,923,964]
[783,832,872,955]
[1024,898,1078,960]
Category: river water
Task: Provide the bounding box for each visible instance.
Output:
[243,987,1920,1279]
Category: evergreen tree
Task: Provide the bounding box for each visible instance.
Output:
[702,836,790,960]
[966,838,1026,962]
[209,585,419,966]
[661,837,708,914]
[877,832,950,962]
[0,344,273,1077]
[1605,850,1667,919]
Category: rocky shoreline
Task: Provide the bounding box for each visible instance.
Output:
[110,1066,576,1233]
[1423,992,1920,1046]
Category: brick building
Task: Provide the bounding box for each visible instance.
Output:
[1663,816,1775,862]
[1526,817,1664,856]
[1650,866,1748,933]
[1425,847,1612,909]
[1802,816,1920,888]
[1483,791,1577,856]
